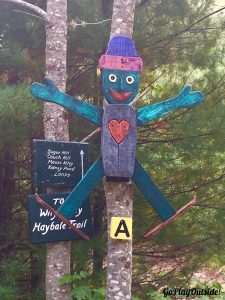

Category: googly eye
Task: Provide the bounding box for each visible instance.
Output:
[109,74,117,82]
[126,76,134,84]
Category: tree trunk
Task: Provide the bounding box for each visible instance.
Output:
[92,193,106,274]
[105,1,136,299]
[110,0,136,38]
[105,181,133,300]
[44,1,71,299]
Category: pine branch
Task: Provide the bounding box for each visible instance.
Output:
[13,9,45,20]
[155,6,225,44]
[138,132,212,144]
[2,0,47,20]
[168,173,225,197]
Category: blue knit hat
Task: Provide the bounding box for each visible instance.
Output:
[99,35,143,71]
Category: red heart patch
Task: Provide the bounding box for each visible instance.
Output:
[108,119,130,144]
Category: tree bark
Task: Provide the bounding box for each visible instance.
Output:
[110,0,136,38]
[44,1,71,299]
[105,2,136,299]
[92,192,106,274]
[0,1,70,298]
[105,181,133,300]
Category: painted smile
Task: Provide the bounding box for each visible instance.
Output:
[109,88,133,102]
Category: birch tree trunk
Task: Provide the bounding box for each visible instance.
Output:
[1,0,71,299]
[105,1,136,299]
[44,1,71,299]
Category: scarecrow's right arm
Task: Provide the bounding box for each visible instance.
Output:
[31,77,103,126]
[137,86,204,125]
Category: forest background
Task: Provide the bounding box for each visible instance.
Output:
[0,0,224,299]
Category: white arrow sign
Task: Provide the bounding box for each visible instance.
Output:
[80,150,84,178]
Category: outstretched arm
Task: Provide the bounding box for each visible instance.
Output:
[31,77,103,126]
[137,85,204,125]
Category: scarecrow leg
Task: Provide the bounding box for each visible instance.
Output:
[35,156,105,239]
[132,159,197,238]
[57,156,105,218]
[132,158,176,221]
[143,196,197,238]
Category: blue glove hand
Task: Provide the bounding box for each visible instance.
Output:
[30,77,60,101]
[176,85,204,108]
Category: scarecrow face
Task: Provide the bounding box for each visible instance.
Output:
[102,69,140,104]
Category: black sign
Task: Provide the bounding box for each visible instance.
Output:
[27,193,93,243]
[33,139,88,188]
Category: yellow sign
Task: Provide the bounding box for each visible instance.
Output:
[110,217,132,240]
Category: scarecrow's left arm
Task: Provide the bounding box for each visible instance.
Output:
[137,85,204,125]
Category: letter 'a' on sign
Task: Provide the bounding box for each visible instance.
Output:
[110,217,132,240]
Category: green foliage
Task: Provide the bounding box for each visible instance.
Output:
[193,280,225,300]
[0,2,45,81]
[0,84,43,145]
[60,271,105,300]
[0,84,44,299]
[147,290,173,300]
[0,285,16,300]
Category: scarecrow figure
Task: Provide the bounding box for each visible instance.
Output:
[31,36,204,237]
